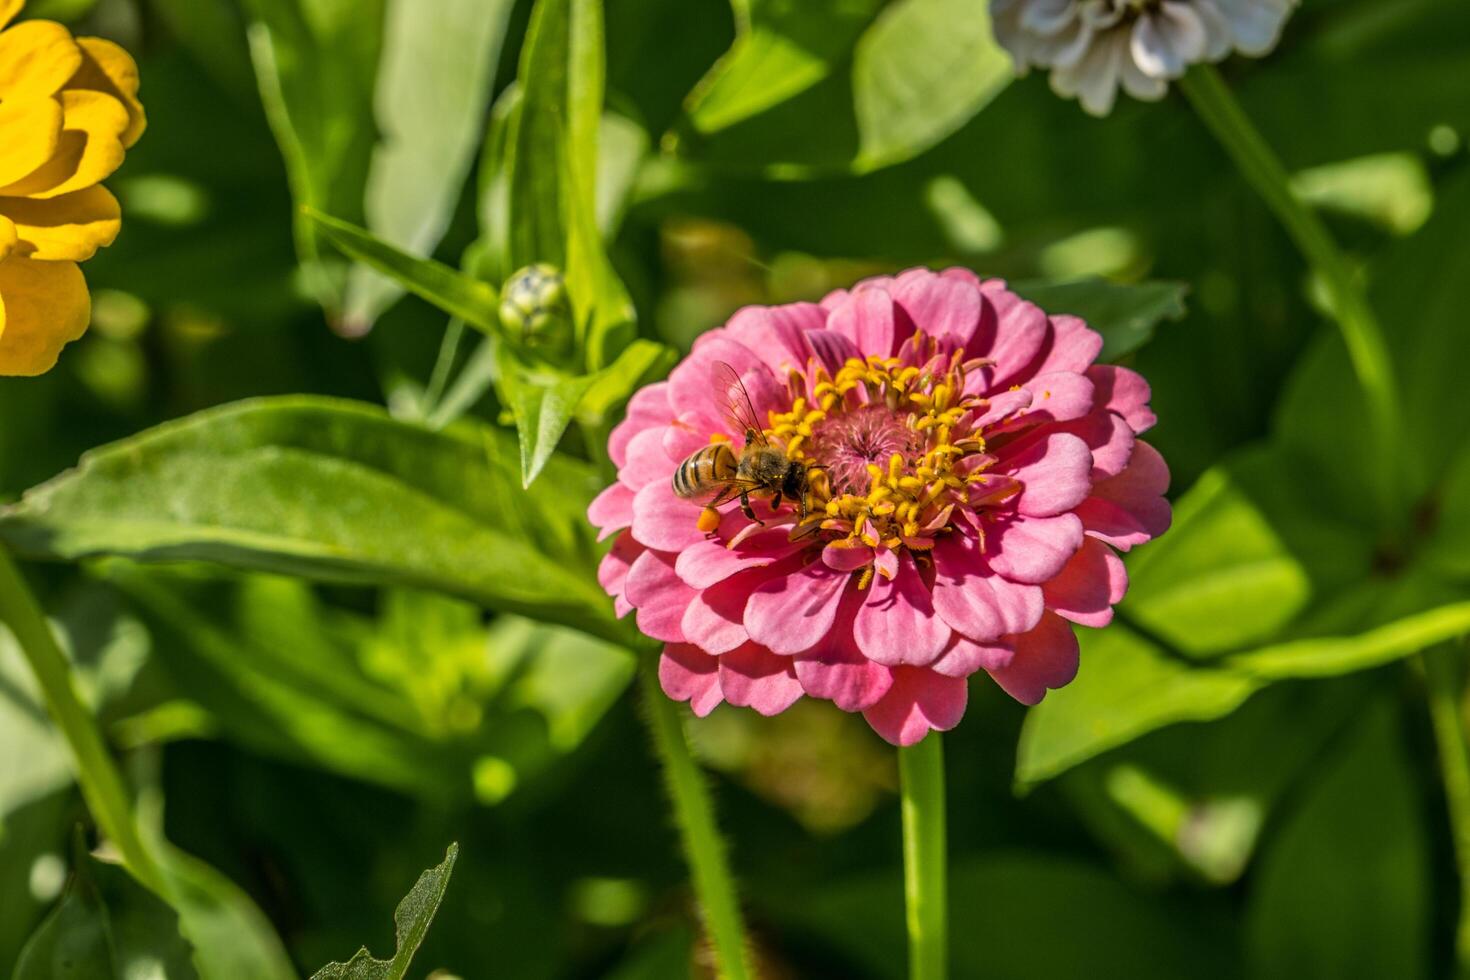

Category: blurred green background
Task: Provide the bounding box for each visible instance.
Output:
[2,0,1469,976]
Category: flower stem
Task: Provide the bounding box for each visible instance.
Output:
[1420,645,1470,977]
[637,660,753,979]
[0,546,165,895]
[1178,64,1404,522]
[900,734,948,980]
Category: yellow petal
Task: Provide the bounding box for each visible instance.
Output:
[0,254,90,376]
[0,94,61,185]
[72,37,145,148]
[0,89,128,199]
[0,19,81,101]
[0,184,120,260]
[0,0,23,32]
[0,214,15,263]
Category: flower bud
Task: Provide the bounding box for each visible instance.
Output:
[500,264,573,358]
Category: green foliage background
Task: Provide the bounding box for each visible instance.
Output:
[1,0,1469,976]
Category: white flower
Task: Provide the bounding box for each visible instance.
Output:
[991,0,1298,115]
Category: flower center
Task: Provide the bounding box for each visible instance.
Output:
[762,342,999,561]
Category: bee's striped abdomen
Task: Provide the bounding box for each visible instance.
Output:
[673,443,737,499]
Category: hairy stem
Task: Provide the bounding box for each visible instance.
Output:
[900,734,949,980]
[1421,646,1470,977]
[638,660,752,979]
[1179,64,1404,523]
[0,547,165,894]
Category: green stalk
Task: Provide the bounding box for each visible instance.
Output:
[0,547,165,895]
[637,660,753,979]
[1421,646,1470,977]
[900,734,948,980]
[1178,64,1404,523]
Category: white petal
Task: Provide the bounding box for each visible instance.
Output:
[1054,28,1125,116]
[1214,0,1296,55]
[1021,0,1081,37]
[1034,18,1095,69]
[1132,3,1207,78]
[1120,49,1170,100]
[1191,0,1235,60]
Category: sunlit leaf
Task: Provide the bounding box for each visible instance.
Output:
[310,844,458,980]
[1011,278,1188,362]
[0,397,623,644]
[306,207,502,334]
[341,0,515,332]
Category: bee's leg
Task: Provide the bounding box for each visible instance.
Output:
[740,490,762,525]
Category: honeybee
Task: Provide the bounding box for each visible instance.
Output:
[673,362,811,526]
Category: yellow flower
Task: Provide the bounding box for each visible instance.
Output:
[0,0,143,376]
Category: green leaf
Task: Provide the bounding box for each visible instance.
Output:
[310,844,458,980]
[682,0,885,136]
[0,397,624,644]
[1120,445,1371,658]
[496,349,599,489]
[500,338,673,487]
[1011,278,1188,362]
[501,0,636,367]
[306,207,502,334]
[676,0,1013,177]
[341,0,515,331]
[15,842,199,980]
[1015,624,1262,786]
[158,846,298,980]
[1276,170,1470,521]
[243,0,386,316]
[1245,700,1428,980]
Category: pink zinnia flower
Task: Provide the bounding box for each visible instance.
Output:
[589,268,1170,745]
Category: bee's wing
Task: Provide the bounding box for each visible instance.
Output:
[711,361,769,445]
[705,477,767,508]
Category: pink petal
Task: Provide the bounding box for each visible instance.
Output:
[931,632,1014,678]
[609,382,671,468]
[681,572,764,654]
[670,335,781,434]
[986,513,1085,584]
[939,266,982,288]
[805,328,863,375]
[1042,537,1127,628]
[618,426,676,490]
[660,644,723,717]
[597,533,644,618]
[794,591,893,710]
[828,287,896,358]
[853,553,952,666]
[893,270,983,345]
[1004,431,1094,517]
[1034,315,1104,376]
[1087,364,1157,434]
[930,534,1044,641]
[744,560,851,655]
[676,533,802,589]
[624,548,695,643]
[662,416,710,462]
[1076,441,1171,550]
[719,643,805,716]
[1018,371,1096,423]
[724,302,826,376]
[1054,409,1135,480]
[986,612,1080,705]
[631,481,708,552]
[862,666,969,746]
[822,543,873,572]
[973,388,1033,428]
[969,283,1048,389]
[588,482,635,538]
